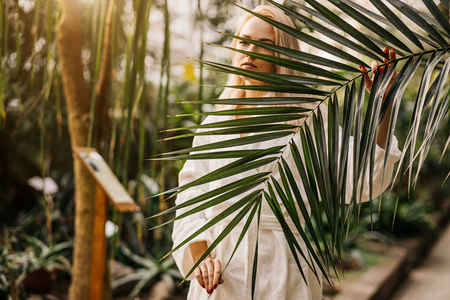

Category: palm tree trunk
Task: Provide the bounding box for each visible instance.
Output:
[57,1,95,299]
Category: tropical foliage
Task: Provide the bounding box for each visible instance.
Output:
[154,0,450,290]
[0,0,448,298]
[0,0,237,297]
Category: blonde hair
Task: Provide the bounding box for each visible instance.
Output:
[218,5,325,119]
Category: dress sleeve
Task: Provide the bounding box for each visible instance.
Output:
[344,132,402,204]
[171,134,216,280]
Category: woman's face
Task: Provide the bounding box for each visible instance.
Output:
[235,16,276,80]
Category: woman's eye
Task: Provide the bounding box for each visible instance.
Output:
[239,40,249,45]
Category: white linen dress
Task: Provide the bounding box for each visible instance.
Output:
[172,105,402,300]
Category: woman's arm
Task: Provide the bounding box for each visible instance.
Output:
[360,47,399,150]
[171,126,224,295]
[337,47,401,204]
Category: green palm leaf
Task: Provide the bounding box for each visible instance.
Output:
[180,96,321,105]
[369,0,425,49]
[387,0,449,46]
[154,0,450,293]
[237,4,369,67]
[272,1,386,60]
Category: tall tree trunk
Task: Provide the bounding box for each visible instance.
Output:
[57,1,95,299]
[95,0,113,145]
[96,3,114,299]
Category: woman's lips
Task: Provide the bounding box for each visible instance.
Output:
[241,62,257,69]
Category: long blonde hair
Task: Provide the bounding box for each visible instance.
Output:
[217,5,325,120]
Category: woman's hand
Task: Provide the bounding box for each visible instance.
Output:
[360,47,398,94]
[359,47,399,149]
[194,257,224,294]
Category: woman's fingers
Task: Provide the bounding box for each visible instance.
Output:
[383,46,390,63]
[371,60,379,75]
[389,48,396,69]
[213,259,222,289]
[361,48,397,94]
[205,258,215,293]
[360,65,373,92]
[195,258,224,295]
[195,266,205,289]
[390,49,396,60]
[199,261,210,291]
[380,47,398,72]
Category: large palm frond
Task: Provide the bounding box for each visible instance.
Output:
[153,0,450,289]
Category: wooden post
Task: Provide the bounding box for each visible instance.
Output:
[73,147,140,300]
[89,185,108,300]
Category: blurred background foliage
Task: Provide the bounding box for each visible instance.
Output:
[0,0,448,299]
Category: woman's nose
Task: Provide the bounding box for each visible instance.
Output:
[247,44,259,52]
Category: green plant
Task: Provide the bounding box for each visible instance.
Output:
[6,235,72,283]
[367,193,438,237]
[0,229,72,298]
[155,0,450,291]
[113,244,183,298]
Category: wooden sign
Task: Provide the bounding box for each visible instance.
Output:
[73,147,140,213]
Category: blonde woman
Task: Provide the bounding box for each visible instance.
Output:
[172,5,400,300]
